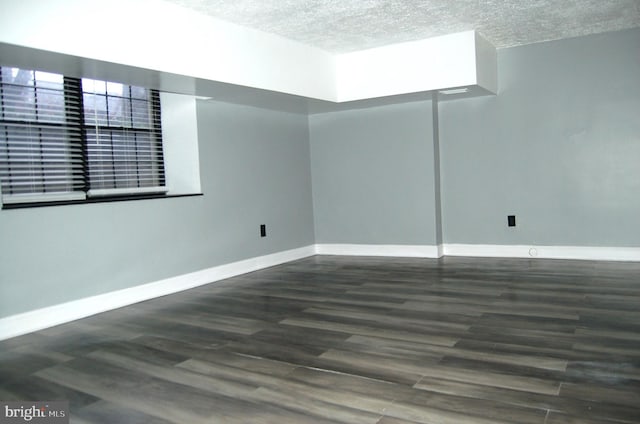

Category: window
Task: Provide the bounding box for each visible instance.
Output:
[82,78,164,196]
[0,68,84,203]
[0,66,165,206]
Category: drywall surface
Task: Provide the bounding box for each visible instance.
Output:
[440,28,640,246]
[162,93,202,195]
[0,0,335,100]
[0,100,314,318]
[196,100,315,263]
[432,96,443,246]
[334,31,491,101]
[309,100,438,245]
[1,1,496,102]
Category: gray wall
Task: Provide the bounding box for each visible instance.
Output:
[2,28,638,320]
[197,101,315,260]
[0,100,314,318]
[440,28,640,246]
[309,100,438,245]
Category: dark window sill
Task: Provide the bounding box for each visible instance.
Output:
[1,193,203,210]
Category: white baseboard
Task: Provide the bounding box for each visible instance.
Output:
[314,243,640,262]
[0,245,315,341]
[315,243,443,258]
[443,244,640,262]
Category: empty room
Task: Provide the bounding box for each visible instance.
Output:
[1,0,639,423]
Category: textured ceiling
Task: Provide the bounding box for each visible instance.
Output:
[163,0,640,52]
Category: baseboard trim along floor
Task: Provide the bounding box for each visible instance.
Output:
[0,245,316,341]
[315,244,443,258]
[1,242,638,341]
[443,243,640,262]
[315,243,640,262]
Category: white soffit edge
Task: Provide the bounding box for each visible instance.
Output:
[335,30,497,102]
[0,0,497,102]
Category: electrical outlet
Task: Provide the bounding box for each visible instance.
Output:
[260,224,266,237]
[507,215,516,227]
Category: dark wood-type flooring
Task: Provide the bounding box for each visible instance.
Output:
[1,255,640,423]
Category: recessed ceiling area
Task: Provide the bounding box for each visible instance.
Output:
[163,0,640,52]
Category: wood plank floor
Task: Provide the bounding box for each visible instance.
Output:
[1,255,640,423]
